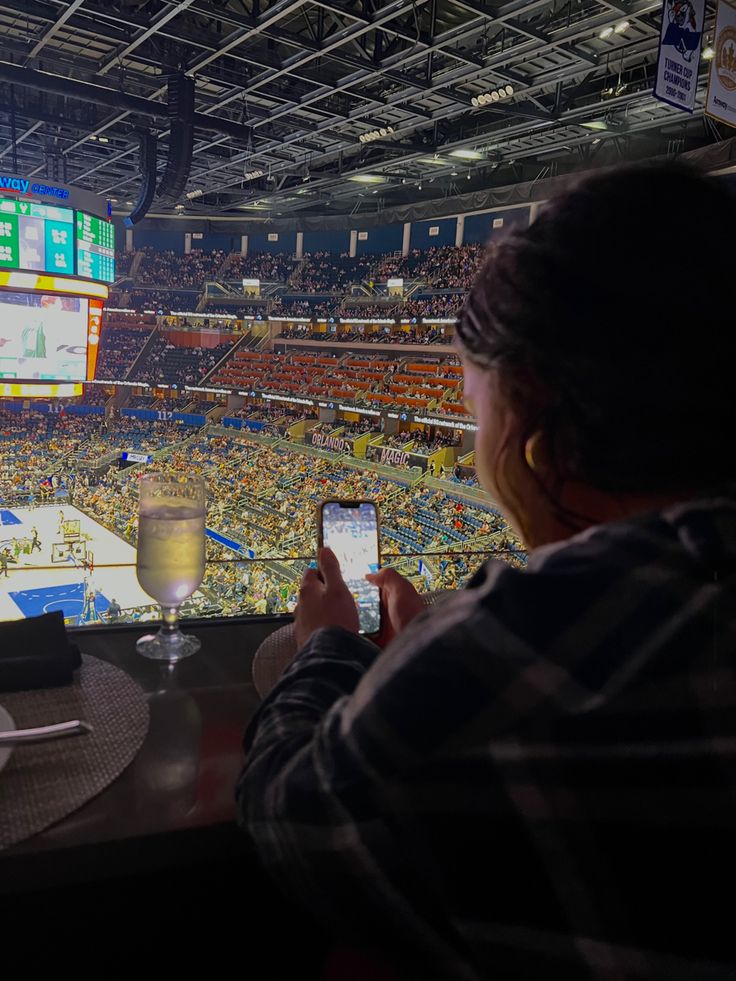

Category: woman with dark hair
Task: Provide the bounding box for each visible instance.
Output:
[237,164,736,980]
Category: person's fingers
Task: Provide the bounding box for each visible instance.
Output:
[299,567,322,595]
[366,567,405,589]
[367,568,420,608]
[318,546,344,586]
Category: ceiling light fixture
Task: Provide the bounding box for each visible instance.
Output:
[98,136,109,143]
[348,174,386,184]
[450,148,483,160]
[599,26,614,39]
[582,119,609,131]
[703,44,715,59]
[359,126,395,143]
[244,169,264,180]
[614,20,630,33]
[472,84,514,108]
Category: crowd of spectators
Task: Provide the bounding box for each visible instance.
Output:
[409,428,462,455]
[71,430,521,609]
[374,243,485,289]
[384,431,417,448]
[235,405,303,423]
[289,253,373,292]
[337,303,399,320]
[202,304,266,319]
[340,419,380,437]
[0,412,187,506]
[270,298,332,319]
[128,289,201,312]
[1,406,524,621]
[137,247,227,288]
[114,251,134,278]
[113,244,491,330]
[402,294,462,319]
[123,243,484,301]
[80,387,109,407]
[270,298,458,325]
[277,324,448,345]
[447,467,479,487]
[95,325,152,379]
[184,400,215,415]
[128,337,234,386]
[223,252,294,282]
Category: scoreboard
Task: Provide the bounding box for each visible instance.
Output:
[0,197,115,283]
[0,180,110,393]
[0,200,74,275]
[76,212,115,282]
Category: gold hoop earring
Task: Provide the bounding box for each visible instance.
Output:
[524,431,545,473]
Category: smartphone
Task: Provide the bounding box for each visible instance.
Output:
[318,500,381,636]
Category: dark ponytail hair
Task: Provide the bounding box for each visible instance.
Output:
[457,163,736,496]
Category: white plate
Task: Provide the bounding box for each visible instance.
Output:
[0,704,16,775]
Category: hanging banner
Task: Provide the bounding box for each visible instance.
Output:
[706,0,736,126]
[654,0,705,112]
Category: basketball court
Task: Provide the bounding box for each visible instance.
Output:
[0,504,154,624]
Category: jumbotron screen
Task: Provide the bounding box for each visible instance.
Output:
[0,290,89,383]
[0,199,74,275]
[0,197,115,283]
[76,211,116,282]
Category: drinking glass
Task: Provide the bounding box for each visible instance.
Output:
[135,473,206,661]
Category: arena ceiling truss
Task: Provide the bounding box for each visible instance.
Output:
[0,0,725,221]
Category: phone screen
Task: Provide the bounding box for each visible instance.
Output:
[321,501,381,635]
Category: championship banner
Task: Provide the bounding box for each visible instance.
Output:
[654,0,705,112]
[706,0,736,126]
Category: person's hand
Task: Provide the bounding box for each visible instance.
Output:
[294,547,360,649]
[365,568,424,648]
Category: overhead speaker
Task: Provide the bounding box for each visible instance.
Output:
[156,72,195,204]
[124,131,158,227]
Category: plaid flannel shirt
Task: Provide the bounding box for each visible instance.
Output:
[237,497,736,980]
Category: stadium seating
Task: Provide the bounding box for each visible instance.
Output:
[115,243,486,323]
[137,247,227,287]
[210,349,468,414]
[128,338,235,386]
[96,324,153,379]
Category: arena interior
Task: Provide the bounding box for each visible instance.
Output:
[0,0,730,632]
[2,0,736,969]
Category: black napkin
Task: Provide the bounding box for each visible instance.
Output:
[0,611,82,692]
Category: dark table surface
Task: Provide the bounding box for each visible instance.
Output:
[0,615,288,897]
